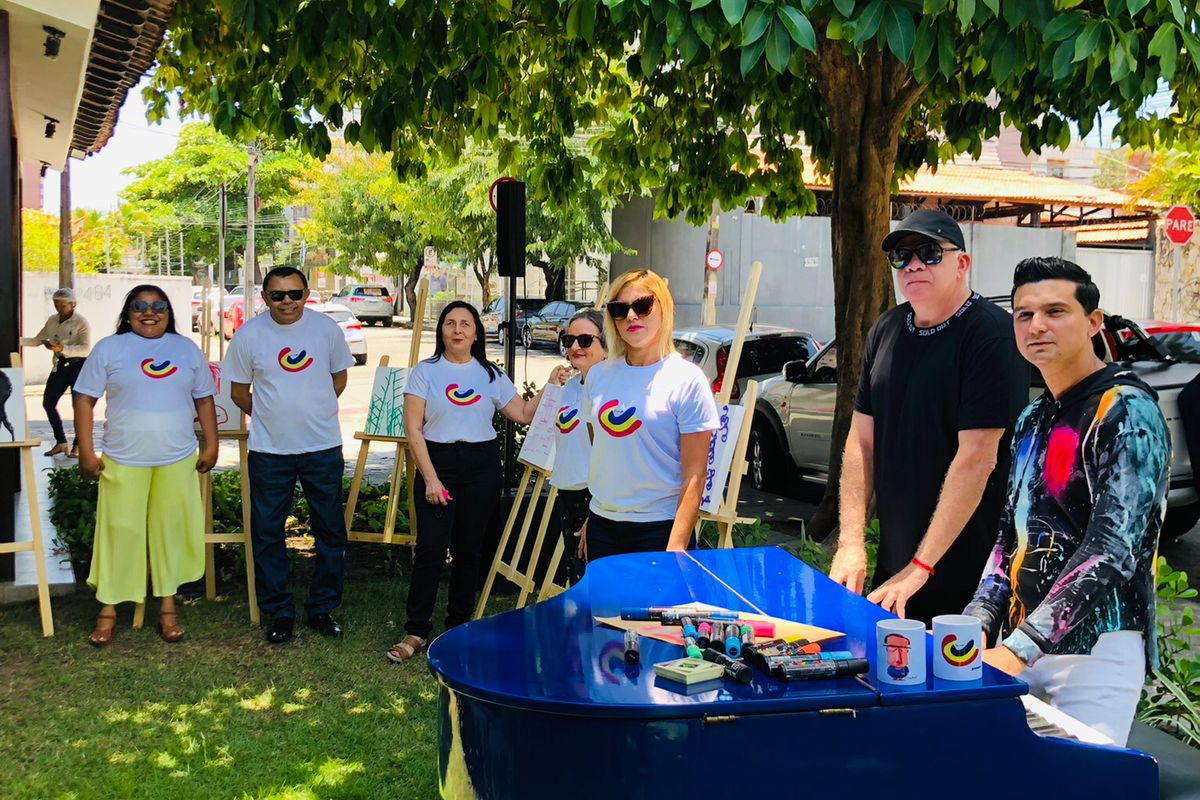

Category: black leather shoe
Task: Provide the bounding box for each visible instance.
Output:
[306,613,343,639]
[266,617,294,644]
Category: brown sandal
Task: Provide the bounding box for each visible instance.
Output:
[158,610,184,643]
[89,611,117,648]
[386,635,426,663]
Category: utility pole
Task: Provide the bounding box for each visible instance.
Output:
[701,200,720,325]
[104,225,110,272]
[58,161,73,289]
[179,230,184,276]
[244,143,258,304]
[218,183,227,358]
[165,229,171,276]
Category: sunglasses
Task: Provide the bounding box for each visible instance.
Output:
[130,299,169,313]
[606,295,655,320]
[267,289,306,302]
[560,333,599,349]
[888,243,960,270]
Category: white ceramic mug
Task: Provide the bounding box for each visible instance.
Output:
[932,614,984,681]
[876,618,926,686]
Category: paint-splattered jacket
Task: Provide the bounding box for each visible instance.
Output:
[965,365,1169,669]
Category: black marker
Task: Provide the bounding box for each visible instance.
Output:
[702,648,753,685]
[779,658,869,681]
[623,630,640,665]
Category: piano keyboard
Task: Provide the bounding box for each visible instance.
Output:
[1021,694,1116,747]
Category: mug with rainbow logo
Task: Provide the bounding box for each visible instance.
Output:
[932,614,983,681]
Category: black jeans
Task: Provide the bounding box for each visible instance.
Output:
[555,488,590,585]
[45,357,85,445]
[405,440,503,639]
[586,512,687,562]
[247,446,348,619]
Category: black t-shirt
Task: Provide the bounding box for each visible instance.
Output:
[854,292,1030,624]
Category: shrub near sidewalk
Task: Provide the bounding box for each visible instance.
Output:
[1140,558,1200,747]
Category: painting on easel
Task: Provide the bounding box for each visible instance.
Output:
[0,367,25,444]
[364,367,409,438]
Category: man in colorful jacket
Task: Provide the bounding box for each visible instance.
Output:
[964,256,1169,747]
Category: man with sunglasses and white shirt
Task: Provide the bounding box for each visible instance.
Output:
[829,210,1028,624]
[225,266,355,644]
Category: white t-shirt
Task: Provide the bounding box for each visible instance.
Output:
[74,332,215,467]
[583,353,720,521]
[223,309,354,454]
[406,357,517,443]
[549,374,591,491]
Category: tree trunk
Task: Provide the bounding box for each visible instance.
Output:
[405,260,421,325]
[807,43,925,540]
[59,164,74,289]
[542,262,566,300]
[475,252,493,308]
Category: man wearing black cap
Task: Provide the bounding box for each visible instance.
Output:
[829,210,1029,623]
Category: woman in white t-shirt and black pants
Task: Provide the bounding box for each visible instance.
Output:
[581,270,719,560]
[388,301,560,662]
[549,309,607,585]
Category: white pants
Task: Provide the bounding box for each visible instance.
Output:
[1020,630,1145,747]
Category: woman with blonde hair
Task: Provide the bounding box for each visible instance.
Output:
[579,269,719,560]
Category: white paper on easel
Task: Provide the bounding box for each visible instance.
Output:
[365,367,410,437]
[0,367,26,444]
[196,362,242,433]
[700,403,745,514]
[516,382,562,472]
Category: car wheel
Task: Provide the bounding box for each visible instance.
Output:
[521,325,533,349]
[749,420,787,493]
[382,317,393,328]
[1161,504,1200,540]
[354,353,368,366]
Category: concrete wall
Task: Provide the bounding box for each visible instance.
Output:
[611,197,1113,341]
[21,273,193,384]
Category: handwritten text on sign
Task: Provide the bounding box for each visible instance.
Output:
[700,403,745,515]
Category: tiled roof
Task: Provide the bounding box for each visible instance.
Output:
[800,160,1153,211]
[1073,220,1151,244]
[70,0,176,157]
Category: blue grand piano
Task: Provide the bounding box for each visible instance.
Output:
[428,547,1158,799]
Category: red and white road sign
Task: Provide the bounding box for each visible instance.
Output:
[705,249,724,270]
[489,176,517,212]
[1164,205,1196,247]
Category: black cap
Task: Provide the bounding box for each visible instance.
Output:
[880,209,966,252]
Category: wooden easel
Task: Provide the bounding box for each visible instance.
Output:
[343,278,429,546]
[536,535,570,603]
[698,260,763,549]
[133,420,260,628]
[0,353,54,636]
[474,462,560,617]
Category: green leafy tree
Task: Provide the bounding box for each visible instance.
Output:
[21,209,128,273]
[21,210,58,272]
[120,122,312,282]
[151,0,1200,533]
[295,145,427,318]
[1126,141,1200,206]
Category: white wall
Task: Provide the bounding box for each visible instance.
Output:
[21,273,193,384]
[612,198,1107,340]
[1075,248,1154,320]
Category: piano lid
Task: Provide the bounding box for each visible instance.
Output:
[427,547,1026,719]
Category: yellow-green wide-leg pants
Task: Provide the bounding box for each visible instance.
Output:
[87,453,205,605]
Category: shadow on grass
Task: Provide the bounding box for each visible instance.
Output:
[0,557,520,800]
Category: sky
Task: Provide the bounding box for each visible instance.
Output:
[43,77,183,213]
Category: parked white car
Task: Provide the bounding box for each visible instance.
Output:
[315,303,368,366]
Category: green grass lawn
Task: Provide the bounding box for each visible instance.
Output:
[0,557,518,800]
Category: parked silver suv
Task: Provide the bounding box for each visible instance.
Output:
[330,284,395,326]
[750,314,1200,539]
[673,325,820,404]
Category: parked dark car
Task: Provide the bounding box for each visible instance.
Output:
[525,300,596,348]
[481,296,546,348]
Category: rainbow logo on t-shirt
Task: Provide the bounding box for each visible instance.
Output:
[598,399,641,437]
[556,406,580,434]
[446,384,482,406]
[941,634,979,667]
[278,347,313,373]
[140,358,177,379]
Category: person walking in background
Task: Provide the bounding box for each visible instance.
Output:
[550,309,607,585]
[829,210,1029,624]
[21,287,91,457]
[578,269,719,561]
[225,266,355,645]
[388,300,561,663]
[73,285,218,647]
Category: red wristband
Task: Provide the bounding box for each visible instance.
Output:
[911,557,935,575]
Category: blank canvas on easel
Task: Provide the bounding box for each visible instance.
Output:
[0,367,25,444]
[364,367,409,438]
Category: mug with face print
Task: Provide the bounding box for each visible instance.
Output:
[876,618,927,686]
